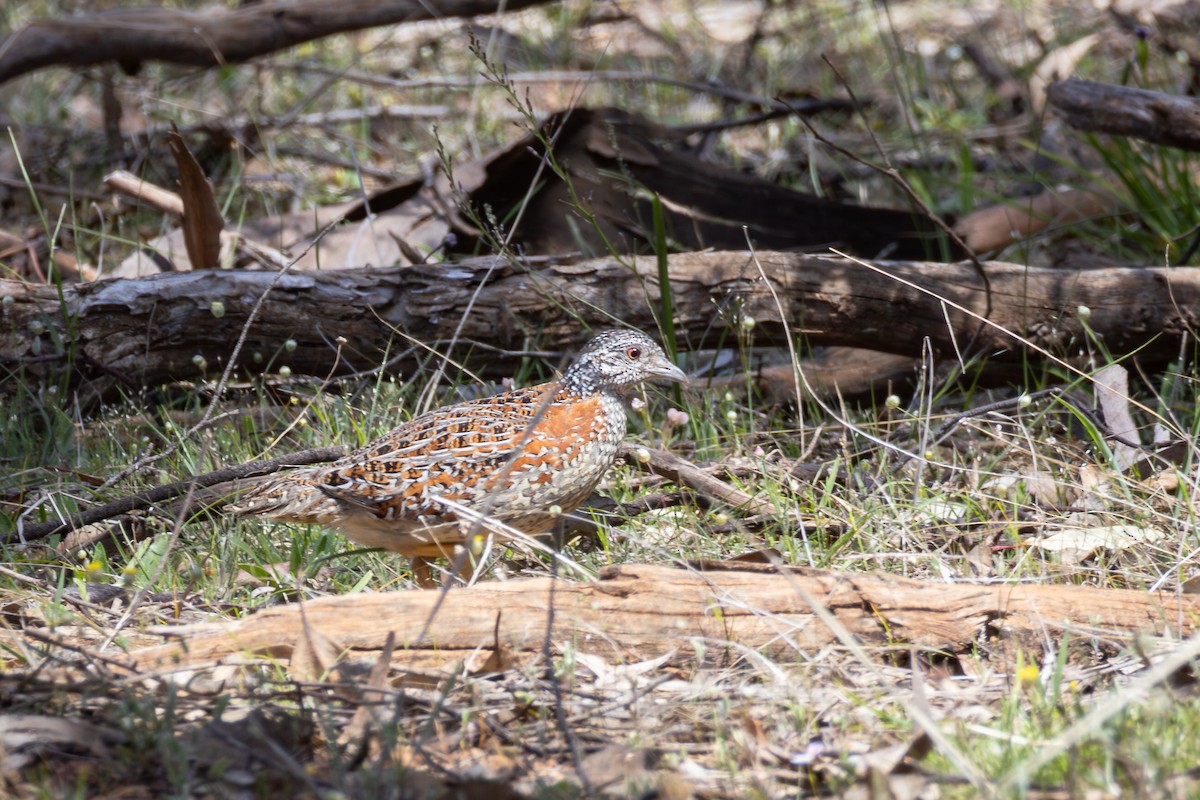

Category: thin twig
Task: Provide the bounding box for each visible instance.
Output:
[12,446,345,543]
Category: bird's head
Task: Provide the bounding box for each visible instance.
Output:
[561,329,688,395]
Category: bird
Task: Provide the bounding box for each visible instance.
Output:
[228,329,688,586]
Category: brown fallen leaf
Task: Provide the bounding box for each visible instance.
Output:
[167,124,224,271]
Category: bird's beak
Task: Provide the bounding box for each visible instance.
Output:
[649,357,689,385]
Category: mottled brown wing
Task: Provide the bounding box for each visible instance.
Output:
[313,383,574,521]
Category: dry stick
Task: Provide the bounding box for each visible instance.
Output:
[621,444,779,517]
[295,64,830,112]
[0,0,559,85]
[103,169,185,216]
[10,446,345,543]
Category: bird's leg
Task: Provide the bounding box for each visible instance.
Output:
[410,556,437,589]
[549,515,568,552]
[443,521,498,586]
[449,544,476,585]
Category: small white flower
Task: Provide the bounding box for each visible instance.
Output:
[1018,393,1032,408]
[279,365,292,377]
[210,301,225,318]
[885,394,901,409]
[740,315,756,331]
[666,408,689,426]
[284,339,298,352]
[1076,305,1091,321]
[634,447,651,463]
[192,355,207,371]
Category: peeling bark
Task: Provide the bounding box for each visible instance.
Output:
[2,252,1197,406]
[131,563,1200,675]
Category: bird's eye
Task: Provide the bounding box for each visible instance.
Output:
[626,347,642,359]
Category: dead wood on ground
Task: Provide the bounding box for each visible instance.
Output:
[448,107,956,261]
[131,562,1200,676]
[1048,77,1200,151]
[114,107,955,278]
[0,0,559,86]
[2,253,1195,406]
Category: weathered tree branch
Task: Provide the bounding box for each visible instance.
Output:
[0,255,1195,407]
[3,253,1196,407]
[1047,77,1200,151]
[0,0,558,86]
[130,562,1200,674]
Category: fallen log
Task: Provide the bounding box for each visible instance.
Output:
[2,253,1194,407]
[131,562,1200,675]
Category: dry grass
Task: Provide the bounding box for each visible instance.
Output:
[4,0,1200,797]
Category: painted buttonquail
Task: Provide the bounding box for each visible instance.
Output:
[229,329,688,585]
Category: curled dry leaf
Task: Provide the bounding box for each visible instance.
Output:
[1028,524,1166,565]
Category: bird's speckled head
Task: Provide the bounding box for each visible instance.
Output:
[560,329,688,395]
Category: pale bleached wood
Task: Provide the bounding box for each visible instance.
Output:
[130,563,1200,675]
